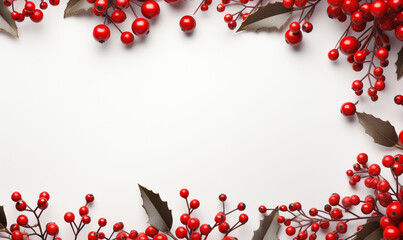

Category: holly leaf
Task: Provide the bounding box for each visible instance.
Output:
[353,220,382,240]
[237,2,293,32]
[396,46,403,80]
[0,206,7,232]
[252,207,280,240]
[357,112,398,147]
[64,0,93,18]
[0,3,18,38]
[138,184,173,233]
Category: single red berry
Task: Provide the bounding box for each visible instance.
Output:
[215,212,226,223]
[219,194,227,201]
[228,20,237,30]
[187,218,200,229]
[239,214,248,224]
[285,30,302,45]
[224,14,233,23]
[113,222,124,232]
[116,0,129,8]
[218,222,229,233]
[88,231,99,240]
[285,226,296,236]
[46,223,59,235]
[381,216,393,229]
[189,199,200,209]
[39,2,48,9]
[339,36,359,55]
[82,215,91,224]
[11,231,23,240]
[129,231,138,240]
[30,9,43,23]
[328,49,339,60]
[121,32,134,45]
[396,24,403,41]
[64,212,75,223]
[289,21,300,33]
[387,202,403,221]
[17,215,28,226]
[24,1,35,12]
[395,95,403,105]
[85,194,95,203]
[259,205,267,213]
[217,4,225,12]
[93,24,110,43]
[340,102,356,116]
[16,200,27,211]
[325,232,338,240]
[237,202,246,210]
[361,203,374,214]
[342,0,359,14]
[95,0,108,12]
[330,208,343,219]
[111,10,127,23]
[336,222,348,233]
[200,224,211,235]
[368,164,381,176]
[37,197,48,210]
[49,0,60,5]
[175,227,187,239]
[132,18,150,36]
[98,218,107,227]
[357,153,368,164]
[383,226,401,240]
[179,189,189,198]
[376,48,389,61]
[302,22,313,32]
[329,193,340,206]
[179,15,196,33]
[145,226,158,237]
[11,192,22,202]
[141,0,160,19]
[371,0,387,18]
[283,0,294,8]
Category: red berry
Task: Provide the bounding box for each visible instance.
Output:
[215,212,226,223]
[383,155,395,168]
[374,80,385,91]
[179,15,196,33]
[175,227,187,239]
[82,215,91,224]
[11,192,22,202]
[330,208,343,219]
[98,218,107,227]
[396,24,403,40]
[285,29,302,46]
[289,21,300,33]
[219,194,227,201]
[189,199,200,209]
[341,0,359,14]
[224,14,233,23]
[113,222,124,232]
[328,49,339,61]
[30,9,43,23]
[141,0,160,19]
[37,197,48,210]
[386,202,403,221]
[93,24,110,43]
[368,164,381,176]
[11,231,23,240]
[217,4,225,12]
[285,226,296,236]
[88,231,99,240]
[111,10,126,23]
[239,213,248,224]
[237,202,246,210]
[340,102,356,116]
[218,222,229,233]
[95,0,108,12]
[339,36,359,55]
[39,2,48,9]
[24,1,35,12]
[200,224,211,235]
[85,194,95,203]
[361,203,374,214]
[17,215,28,226]
[302,22,313,32]
[179,189,189,198]
[64,212,75,223]
[49,0,59,5]
[328,193,340,206]
[371,0,387,18]
[145,226,158,237]
[383,226,401,240]
[121,32,134,45]
[46,223,59,235]
[132,18,150,36]
[283,0,294,8]
[376,48,389,61]
[187,218,200,229]
[116,0,129,8]
[228,20,237,30]
[16,200,27,211]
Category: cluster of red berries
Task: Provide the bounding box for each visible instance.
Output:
[175,189,247,240]
[214,0,253,31]
[330,34,390,102]
[4,0,59,23]
[90,0,161,44]
[5,191,61,240]
[259,152,403,240]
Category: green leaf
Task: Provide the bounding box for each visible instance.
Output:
[357,112,398,147]
[64,0,93,18]
[396,46,403,80]
[0,206,7,232]
[138,185,173,233]
[0,3,18,38]
[353,220,382,240]
[237,2,293,32]
[252,207,280,240]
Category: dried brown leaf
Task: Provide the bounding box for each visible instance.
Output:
[353,220,382,240]
[138,185,173,233]
[357,112,398,147]
[0,206,7,232]
[252,207,280,240]
[237,2,293,32]
[396,46,403,80]
[64,0,93,18]
[0,3,18,38]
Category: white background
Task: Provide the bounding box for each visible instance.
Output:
[0,1,403,239]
